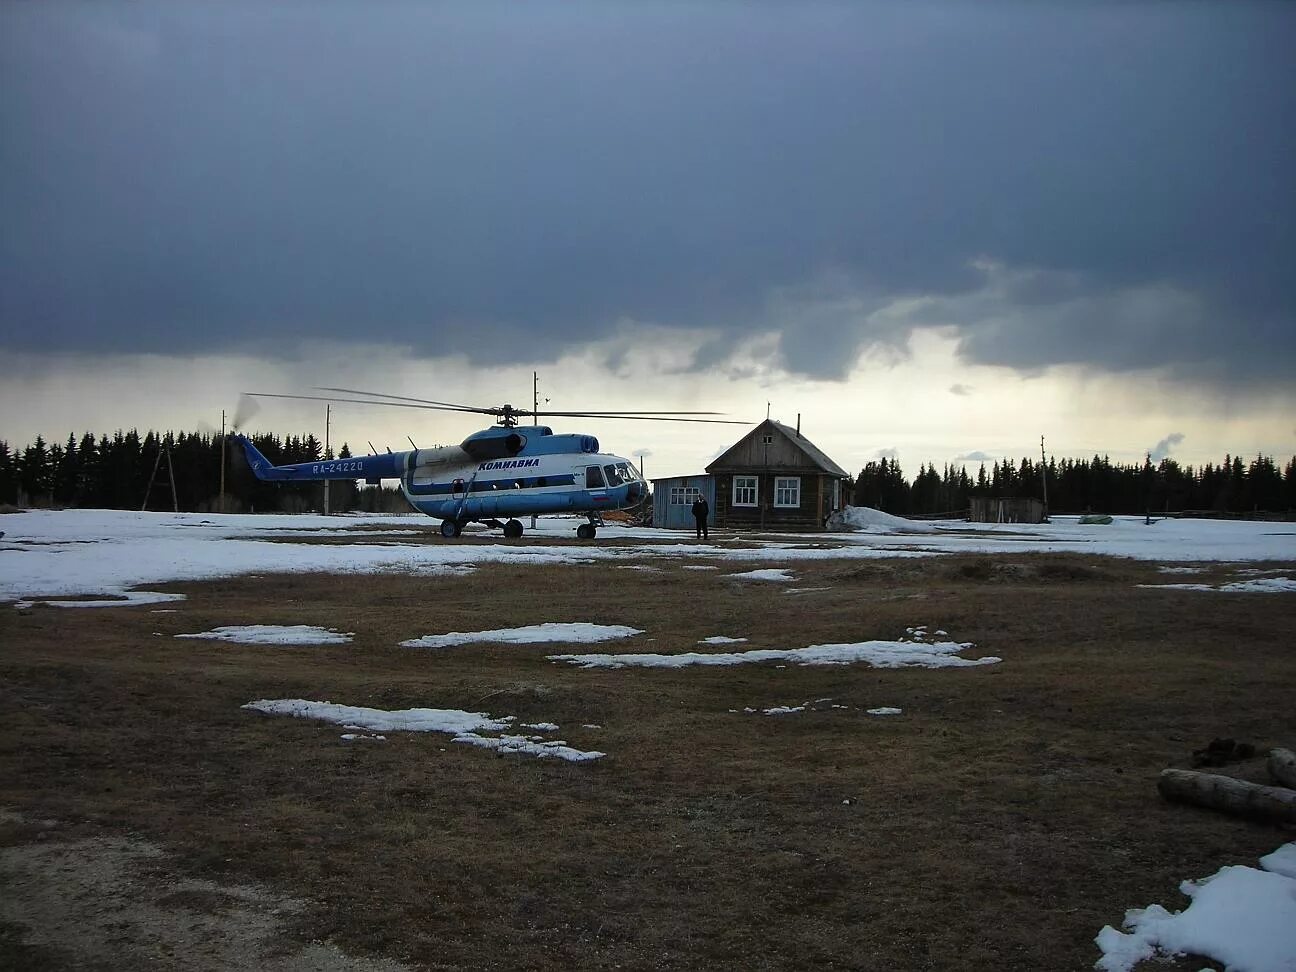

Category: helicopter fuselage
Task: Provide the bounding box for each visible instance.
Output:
[235,425,646,539]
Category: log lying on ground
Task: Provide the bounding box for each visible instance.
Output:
[1157,769,1296,824]
[1270,748,1296,789]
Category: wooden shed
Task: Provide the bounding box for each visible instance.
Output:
[705,420,849,531]
[650,475,716,531]
[969,496,1046,524]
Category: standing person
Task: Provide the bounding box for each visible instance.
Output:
[691,494,710,540]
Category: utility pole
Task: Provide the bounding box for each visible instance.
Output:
[531,372,544,530]
[324,403,331,516]
[219,409,226,514]
[1040,434,1049,520]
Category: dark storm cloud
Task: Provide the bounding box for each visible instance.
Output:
[2,1,1293,390]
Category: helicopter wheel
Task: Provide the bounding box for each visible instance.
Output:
[576,523,596,540]
[503,519,524,539]
[440,520,462,539]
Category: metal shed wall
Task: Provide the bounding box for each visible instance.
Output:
[651,475,716,530]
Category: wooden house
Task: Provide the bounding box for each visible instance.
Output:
[704,420,849,531]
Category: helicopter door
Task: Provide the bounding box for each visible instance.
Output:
[451,478,466,498]
[585,466,606,489]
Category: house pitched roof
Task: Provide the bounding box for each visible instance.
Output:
[705,420,849,478]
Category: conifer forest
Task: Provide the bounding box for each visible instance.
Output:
[1,428,1293,518]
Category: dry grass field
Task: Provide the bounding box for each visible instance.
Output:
[3,544,1295,970]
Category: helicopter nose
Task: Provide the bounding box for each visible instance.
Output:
[626,481,643,502]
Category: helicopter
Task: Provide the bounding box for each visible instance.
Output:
[234,388,744,539]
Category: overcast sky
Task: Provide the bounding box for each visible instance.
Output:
[2,1,1293,477]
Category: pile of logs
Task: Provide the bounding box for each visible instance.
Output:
[1158,748,1296,824]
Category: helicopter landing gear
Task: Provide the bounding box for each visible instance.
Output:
[503,519,524,539]
[440,519,463,538]
[576,513,600,540]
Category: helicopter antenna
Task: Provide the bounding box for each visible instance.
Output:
[407,435,418,449]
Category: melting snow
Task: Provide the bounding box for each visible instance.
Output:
[1095,843,1296,972]
[867,707,903,716]
[728,568,795,582]
[3,510,1294,605]
[176,625,353,645]
[550,638,997,670]
[1139,577,1296,594]
[826,506,938,534]
[699,636,748,645]
[243,699,604,762]
[401,622,644,649]
[15,591,187,610]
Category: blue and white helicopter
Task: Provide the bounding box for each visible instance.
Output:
[234,388,742,539]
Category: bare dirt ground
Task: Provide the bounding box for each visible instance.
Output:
[2,545,1294,970]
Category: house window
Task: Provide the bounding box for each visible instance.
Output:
[774,476,801,508]
[733,476,758,507]
[762,434,773,444]
[670,486,701,506]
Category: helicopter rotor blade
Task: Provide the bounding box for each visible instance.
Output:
[318,388,737,421]
[314,387,484,411]
[243,392,488,415]
[529,412,748,424]
[248,388,749,425]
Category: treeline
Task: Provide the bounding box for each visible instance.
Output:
[4,427,1294,520]
[851,453,1296,517]
[0,429,411,514]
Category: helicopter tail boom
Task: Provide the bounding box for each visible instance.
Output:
[235,434,407,483]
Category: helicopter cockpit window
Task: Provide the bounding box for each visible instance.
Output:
[603,464,625,486]
[585,465,606,489]
[617,462,637,482]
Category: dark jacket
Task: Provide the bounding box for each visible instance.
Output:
[691,498,709,520]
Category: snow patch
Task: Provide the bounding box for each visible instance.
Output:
[867,707,903,716]
[177,625,353,645]
[825,506,937,534]
[698,636,748,645]
[728,568,795,582]
[400,622,644,649]
[1095,844,1296,972]
[242,699,603,762]
[1139,577,1295,594]
[550,638,997,670]
[15,591,187,610]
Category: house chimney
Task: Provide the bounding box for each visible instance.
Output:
[796,413,801,437]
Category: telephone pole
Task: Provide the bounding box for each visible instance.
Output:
[219,409,226,514]
[1040,434,1049,519]
[323,403,331,516]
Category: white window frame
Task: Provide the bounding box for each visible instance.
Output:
[733,476,758,507]
[774,476,801,508]
[670,486,702,506]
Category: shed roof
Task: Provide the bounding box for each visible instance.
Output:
[705,420,849,478]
